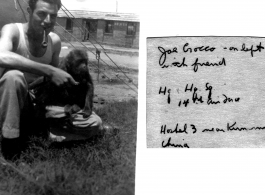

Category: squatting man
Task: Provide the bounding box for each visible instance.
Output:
[0,0,110,161]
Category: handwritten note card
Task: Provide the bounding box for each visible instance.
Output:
[147,36,265,148]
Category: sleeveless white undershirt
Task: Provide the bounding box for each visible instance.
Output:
[14,23,53,83]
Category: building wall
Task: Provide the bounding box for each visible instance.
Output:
[132,23,140,48]
[55,17,84,42]
[72,18,83,41]
[97,20,105,43]
[98,20,139,48]
[113,21,128,47]
[55,17,139,48]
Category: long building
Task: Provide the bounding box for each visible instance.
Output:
[0,2,140,49]
[55,10,140,48]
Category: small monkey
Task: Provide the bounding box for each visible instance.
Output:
[34,49,94,118]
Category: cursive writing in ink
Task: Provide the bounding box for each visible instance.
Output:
[183,43,216,53]
[241,42,264,57]
[185,83,193,92]
[202,127,225,133]
[160,124,188,134]
[171,57,188,67]
[192,86,204,104]
[158,46,178,66]
[162,137,190,148]
[184,83,204,104]
[178,99,190,107]
[191,58,226,72]
[227,122,265,131]
[190,124,197,134]
[205,83,220,105]
[160,57,188,69]
[159,86,171,104]
[223,94,240,103]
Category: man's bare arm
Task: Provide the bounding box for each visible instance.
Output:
[0,24,77,87]
[49,32,61,67]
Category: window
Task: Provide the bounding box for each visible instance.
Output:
[66,18,73,31]
[105,21,114,34]
[127,22,136,36]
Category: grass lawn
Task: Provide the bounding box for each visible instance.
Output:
[0,99,137,195]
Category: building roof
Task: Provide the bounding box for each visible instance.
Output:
[58,10,139,22]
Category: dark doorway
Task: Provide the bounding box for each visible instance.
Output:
[83,19,98,42]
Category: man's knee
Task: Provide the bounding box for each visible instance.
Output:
[0,70,27,87]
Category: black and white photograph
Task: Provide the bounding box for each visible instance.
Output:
[0,0,138,194]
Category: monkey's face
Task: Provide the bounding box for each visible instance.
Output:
[69,58,90,83]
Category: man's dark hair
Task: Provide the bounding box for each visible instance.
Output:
[28,0,62,11]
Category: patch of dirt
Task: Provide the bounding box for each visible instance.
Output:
[91,63,138,109]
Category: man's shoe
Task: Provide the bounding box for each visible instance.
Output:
[1,137,22,161]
